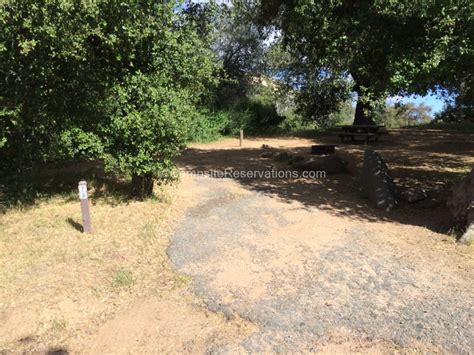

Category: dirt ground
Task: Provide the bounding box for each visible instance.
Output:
[0,177,254,353]
[1,128,473,353]
[171,128,474,353]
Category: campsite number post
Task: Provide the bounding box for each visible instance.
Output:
[78,180,92,233]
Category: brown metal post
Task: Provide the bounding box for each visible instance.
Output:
[239,129,244,147]
[78,180,92,233]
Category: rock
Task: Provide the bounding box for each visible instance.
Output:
[447,168,474,244]
[261,144,271,149]
[259,151,277,159]
[458,222,473,245]
[415,197,443,209]
[403,189,428,203]
[311,145,336,155]
[292,155,347,174]
[359,149,398,211]
[289,155,305,165]
[447,168,474,226]
[260,151,292,161]
[273,152,292,162]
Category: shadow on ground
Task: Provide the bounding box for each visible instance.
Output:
[0,160,136,212]
[176,128,474,234]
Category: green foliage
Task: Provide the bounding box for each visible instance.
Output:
[276,110,312,133]
[436,103,474,124]
[55,128,104,161]
[435,78,474,123]
[187,109,243,142]
[103,73,192,182]
[260,0,473,125]
[328,100,356,127]
[0,0,107,167]
[379,102,433,128]
[0,0,218,194]
[243,83,284,133]
[208,1,274,109]
[187,78,285,141]
[295,73,353,128]
[214,1,270,78]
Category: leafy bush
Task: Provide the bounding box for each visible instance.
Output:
[55,128,104,161]
[435,103,474,124]
[0,0,109,167]
[277,110,313,133]
[246,85,284,130]
[0,1,218,196]
[103,73,191,186]
[187,109,232,142]
[231,83,284,134]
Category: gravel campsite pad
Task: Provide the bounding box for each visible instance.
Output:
[169,135,474,353]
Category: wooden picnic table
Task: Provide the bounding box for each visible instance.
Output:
[335,125,387,143]
[337,124,385,133]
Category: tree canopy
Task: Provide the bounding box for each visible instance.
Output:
[0,0,217,195]
[260,0,473,125]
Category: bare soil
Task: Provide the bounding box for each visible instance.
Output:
[0,177,253,353]
[170,129,474,353]
[1,128,473,353]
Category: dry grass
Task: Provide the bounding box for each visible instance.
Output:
[0,178,253,352]
[2,128,472,352]
[0,183,176,347]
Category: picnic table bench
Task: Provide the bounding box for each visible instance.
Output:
[334,125,387,144]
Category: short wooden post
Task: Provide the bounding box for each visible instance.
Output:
[239,129,244,147]
[78,180,92,233]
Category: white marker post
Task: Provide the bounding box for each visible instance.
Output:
[78,180,92,233]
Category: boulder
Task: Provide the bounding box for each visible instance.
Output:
[273,152,292,162]
[259,151,277,159]
[447,167,474,225]
[403,188,428,204]
[292,155,347,174]
[260,151,292,162]
[289,155,305,165]
[458,222,474,245]
[447,167,474,244]
[359,149,398,211]
[311,145,336,155]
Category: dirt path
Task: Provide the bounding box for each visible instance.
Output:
[2,132,472,353]
[169,135,474,353]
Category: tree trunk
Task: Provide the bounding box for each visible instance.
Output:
[131,174,154,198]
[353,98,375,125]
[351,75,375,126]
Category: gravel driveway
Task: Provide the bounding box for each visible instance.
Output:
[168,174,473,353]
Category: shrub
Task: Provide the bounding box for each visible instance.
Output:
[103,73,192,196]
[54,128,104,161]
[187,109,232,142]
[0,1,218,197]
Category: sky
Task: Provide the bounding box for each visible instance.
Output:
[387,93,446,117]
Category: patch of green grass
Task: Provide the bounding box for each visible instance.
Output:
[112,268,135,288]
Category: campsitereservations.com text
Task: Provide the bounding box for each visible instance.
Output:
[189,169,326,179]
